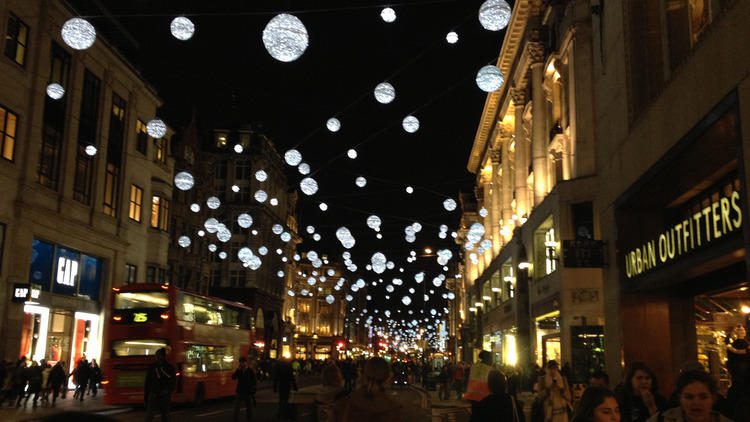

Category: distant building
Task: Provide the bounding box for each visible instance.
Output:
[0,1,173,367]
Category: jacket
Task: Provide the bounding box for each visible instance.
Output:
[464,362,492,402]
[232,367,257,395]
[471,392,525,422]
[144,361,176,400]
[331,389,402,422]
[645,407,733,422]
[49,365,66,387]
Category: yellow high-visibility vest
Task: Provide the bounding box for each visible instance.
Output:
[462,362,491,402]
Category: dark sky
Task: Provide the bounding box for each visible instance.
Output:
[70,0,507,328]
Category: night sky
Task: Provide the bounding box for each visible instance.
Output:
[69,0,508,329]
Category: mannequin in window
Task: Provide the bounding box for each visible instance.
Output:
[726,324,749,382]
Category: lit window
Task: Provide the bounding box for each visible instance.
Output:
[545,227,557,275]
[135,120,148,155]
[129,185,143,222]
[4,13,29,66]
[150,195,170,231]
[0,105,18,161]
[155,138,167,163]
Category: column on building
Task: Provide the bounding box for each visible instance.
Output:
[529,41,549,207]
[482,170,493,264]
[511,87,529,218]
[490,144,503,254]
[500,123,514,241]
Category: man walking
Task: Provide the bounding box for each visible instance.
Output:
[232,357,257,421]
[144,348,175,422]
[273,358,298,421]
[464,351,493,414]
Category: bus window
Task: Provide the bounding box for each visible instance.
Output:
[114,292,168,309]
[112,339,168,357]
[184,344,235,373]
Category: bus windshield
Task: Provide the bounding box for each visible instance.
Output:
[112,339,168,357]
[114,291,169,310]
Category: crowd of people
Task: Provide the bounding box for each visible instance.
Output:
[0,356,101,408]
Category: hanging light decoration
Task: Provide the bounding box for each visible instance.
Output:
[374,82,396,104]
[61,18,96,50]
[146,119,167,138]
[262,13,309,62]
[298,163,310,175]
[170,16,195,41]
[284,149,303,166]
[300,177,319,195]
[237,213,253,228]
[402,115,420,133]
[336,227,356,249]
[254,190,268,203]
[326,117,341,132]
[84,145,98,156]
[446,31,459,44]
[178,236,191,248]
[206,196,221,210]
[234,144,244,153]
[476,65,505,92]
[355,176,367,188]
[380,7,397,23]
[443,198,457,211]
[174,171,195,191]
[46,83,65,100]
[190,203,201,213]
[478,0,512,31]
[319,203,328,211]
[255,170,268,182]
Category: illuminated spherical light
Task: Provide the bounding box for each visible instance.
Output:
[85,145,98,156]
[406,186,414,194]
[272,224,284,235]
[371,252,387,274]
[270,198,279,206]
[355,177,367,188]
[307,277,317,286]
[479,0,512,31]
[313,233,321,241]
[468,223,486,243]
[298,163,310,175]
[237,213,253,228]
[380,7,397,22]
[238,247,253,262]
[366,215,382,231]
[402,115,420,133]
[255,170,268,182]
[278,271,285,278]
[174,171,195,191]
[252,230,259,236]
[217,227,231,243]
[347,149,357,159]
[46,83,65,100]
[306,225,315,234]
[300,177,318,195]
[336,227,356,249]
[218,251,227,260]
[386,285,394,293]
[231,185,240,193]
[326,117,341,132]
[402,296,412,306]
[476,65,505,92]
[346,295,354,302]
[178,236,191,248]
[234,144,244,154]
[247,255,262,270]
[374,82,396,104]
[262,13,309,62]
[206,196,221,209]
[284,149,303,166]
[356,279,366,289]
[61,18,96,50]
[301,289,309,296]
[281,232,292,242]
[480,239,493,250]
[443,198,457,211]
[287,290,295,297]
[190,203,200,213]
[319,203,328,211]
[446,31,459,44]
[376,233,383,239]
[170,16,195,41]
[254,190,268,203]
[326,295,335,305]
[146,119,167,139]
[432,277,443,287]
[479,207,488,217]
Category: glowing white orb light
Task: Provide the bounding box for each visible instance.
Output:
[406,186,414,194]
[262,13,309,63]
[270,198,279,206]
[219,251,227,260]
[326,118,341,132]
[178,236,191,248]
[206,196,221,210]
[367,215,382,231]
[234,144,244,154]
[146,119,167,138]
[476,65,505,92]
[402,296,412,306]
[380,7,396,23]
[272,224,284,235]
[325,295,335,305]
[443,198,457,211]
[479,0,512,31]
[255,170,268,182]
[336,227,356,249]
[46,83,65,100]
[237,213,253,228]
[347,149,358,159]
[402,115,420,133]
[208,244,217,252]
[298,163,310,175]
[61,18,96,50]
[254,190,268,203]
[319,203,328,211]
[231,185,240,193]
[284,149,303,166]
[170,16,195,41]
[468,222,486,243]
[174,171,194,191]
[371,252,387,274]
[355,177,367,188]
[446,31,459,44]
[85,145,98,156]
[300,177,318,195]
[479,207,488,217]
[190,203,200,213]
[374,82,396,104]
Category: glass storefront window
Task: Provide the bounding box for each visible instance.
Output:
[114,292,169,309]
[184,344,235,373]
[29,239,54,291]
[112,339,168,357]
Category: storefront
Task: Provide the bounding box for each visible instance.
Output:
[615,95,747,392]
[13,238,104,373]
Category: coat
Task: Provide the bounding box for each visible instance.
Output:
[331,389,402,422]
[471,392,525,422]
[645,407,733,422]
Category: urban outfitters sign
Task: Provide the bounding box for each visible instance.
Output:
[624,190,742,279]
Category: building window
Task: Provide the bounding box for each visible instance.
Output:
[129,185,143,222]
[125,263,137,284]
[72,70,101,204]
[103,93,126,217]
[158,268,167,284]
[229,270,246,287]
[0,105,18,161]
[235,160,250,180]
[72,145,94,204]
[534,217,557,278]
[146,266,156,283]
[544,227,558,275]
[135,120,148,155]
[4,13,28,66]
[150,195,170,231]
[210,269,222,286]
[215,161,227,179]
[103,163,119,217]
[155,138,167,163]
[37,43,71,190]
[215,132,228,148]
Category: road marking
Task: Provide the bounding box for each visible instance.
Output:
[196,409,231,417]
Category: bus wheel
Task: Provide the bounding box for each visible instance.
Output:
[194,383,205,407]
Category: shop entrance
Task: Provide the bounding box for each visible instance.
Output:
[21,305,50,362]
[542,334,561,366]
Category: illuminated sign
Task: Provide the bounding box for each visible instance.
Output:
[133,313,148,323]
[56,257,78,286]
[624,190,742,279]
[11,283,41,303]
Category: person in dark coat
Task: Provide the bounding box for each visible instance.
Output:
[471,370,525,422]
[232,357,257,422]
[273,358,298,421]
[48,361,66,405]
[14,358,29,407]
[72,358,90,401]
[88,359,102,397]
[144,348,175,422]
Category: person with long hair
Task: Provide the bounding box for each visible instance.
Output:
[614,362,667,422]
[572,387,621,422]
[330,357,401,422]
[471,370,525,422]
[646,370,732,422]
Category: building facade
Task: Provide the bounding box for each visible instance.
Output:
[0,0,174,368]
[594,0,750,394]
[459,0,604,382]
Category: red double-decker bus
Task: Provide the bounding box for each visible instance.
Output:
[102,283,253,405]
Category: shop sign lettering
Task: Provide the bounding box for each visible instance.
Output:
[624,190,742,279]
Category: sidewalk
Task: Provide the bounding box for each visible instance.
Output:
[0,393,125,422]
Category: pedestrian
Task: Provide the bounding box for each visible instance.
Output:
[23,360,43,408]
[454,362,466,400]
[232,357,257,422]
[589,371,610,390]
[331,357,401,422]
[273,357,298,421]
[41,360,52,404]
[470,370,525,422]
[571,386,621,422]
[315,363,348,422]
[144,348,175,422]
[646,370,732,422]
[72,358,90,401]
[89,359,102,397]
[614,362,667,422]
[464,351,494,414]
[12,357,27,407]
[535,360,573,422]
[48,361,66,406]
